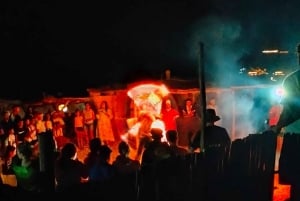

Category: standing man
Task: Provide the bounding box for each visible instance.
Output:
[161,98,179,132]
[190,108,231,152]
[177,98,200,147]
[189,108,231,201]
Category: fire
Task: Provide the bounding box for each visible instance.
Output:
[121,82,170,144]
[127,83,170,117]
[151,118,167,142]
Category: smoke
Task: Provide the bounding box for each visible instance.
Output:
[111,1,300,139]
[185,15,244,86]
[170,5,300,139]
[178,0,300,84]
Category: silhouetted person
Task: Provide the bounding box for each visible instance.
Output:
[140,128,171,200]
[165,130,190,200]
[190,109,231,152]
[88,145,115,199]
[112,141,140,200]
[54,143,88,192]
[166,130,188,157]
[190,109,231,201]
[113,141,140,175]
[273,69,300,201]
[84,138,102,172]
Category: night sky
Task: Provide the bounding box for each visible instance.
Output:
[1,0,300,101]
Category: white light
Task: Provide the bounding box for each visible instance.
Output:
[270,86,285,103]
[262,50,279,53]
[275,87,285,97]
[58,104,68,112]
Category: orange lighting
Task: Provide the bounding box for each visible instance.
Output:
[58,104,68,112]
[127,83,169,100]
[248,71,258,76]
[151,119,167,142]
[127,83,170,117]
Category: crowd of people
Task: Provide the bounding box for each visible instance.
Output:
[2,85,295,200]
[0,100,115,190]
[0,94,232,198]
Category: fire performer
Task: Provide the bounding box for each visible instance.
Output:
[130,112,155,161]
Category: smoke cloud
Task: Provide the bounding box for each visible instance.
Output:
[169,10,300,138]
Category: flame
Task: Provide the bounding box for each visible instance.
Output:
[151,119,167,142]
[122,82,170,145]
[58,104,68,112]
[127,83,170,117]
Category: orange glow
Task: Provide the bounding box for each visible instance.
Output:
[122,82,170,144]
[151,119,167,142]
[127,83,169,100]
[58,104,68,112]
[127,83,170,117]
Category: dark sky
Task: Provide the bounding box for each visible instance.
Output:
[1,0,300,101]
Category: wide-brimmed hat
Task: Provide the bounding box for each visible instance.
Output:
[206,109,220,122]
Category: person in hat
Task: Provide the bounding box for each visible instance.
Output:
[189,108,231,152]
[189,109,231,201]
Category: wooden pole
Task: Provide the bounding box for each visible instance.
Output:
[231,89,236,140]
[198,42,206,152]
[38,131,56,192]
